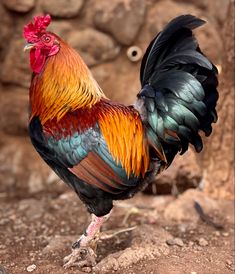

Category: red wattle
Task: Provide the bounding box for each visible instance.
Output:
[30,48,46,74]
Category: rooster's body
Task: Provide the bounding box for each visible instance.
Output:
[24,14,218,269]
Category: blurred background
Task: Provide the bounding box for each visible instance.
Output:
[0,0,233,200]
[0,1,234,273]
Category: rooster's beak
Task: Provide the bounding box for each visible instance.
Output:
[24,43,35,52]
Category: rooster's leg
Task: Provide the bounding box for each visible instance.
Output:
[63,212,110,270]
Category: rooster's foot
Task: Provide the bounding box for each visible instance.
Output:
[63,213,111,270]
[63,246,97,271]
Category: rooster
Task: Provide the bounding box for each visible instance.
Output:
[23,14,218,269]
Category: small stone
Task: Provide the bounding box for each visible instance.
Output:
[226,260,232,265]
[0,218,9,225]
[198,238,209,247]
[188,241,194,247]
[214,231,221,236]
[26,264,36,272]
[195,246,203,251]
[41,0,84,18]
[222,232,229,237]
[166,237,184,247]
[178,224,187,233]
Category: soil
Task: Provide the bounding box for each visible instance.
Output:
[0,190,234,274]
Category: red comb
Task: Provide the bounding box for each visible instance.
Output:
[23,14,51,43]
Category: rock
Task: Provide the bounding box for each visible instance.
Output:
[198,238,208,247]
[94,0,146,45]
[202,1,234,200]
[42,235,75,255]
[28,172,45,194]
[144,0,204,40]
[0,5,13,60]
[131,224,171,247]
[173,0,207,9]
[226,260,232,266]
[0,265,9,274]
[0,38,31,88]
[26,264,36,272]
[214,231,221,237]
[144,148,202,195]
[164,189,219,223]
[0,137,66,198]
[90,55,140,105]
[207,0,230,25]
[46,171,60,185]
[139,0,222,64]
[0,89,28,136]
[41,0,84,18]
[173,0,230,25]
[195,23,223,64]
[94,225,171,273]
[222,232,229,237]
[3,0,35,13]
[67,28,120,67]
[48,21,73,41]
[166,237,184,247]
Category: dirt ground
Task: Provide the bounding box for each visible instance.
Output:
[0,188,234,274]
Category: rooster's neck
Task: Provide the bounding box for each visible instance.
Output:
[29,41,106,124]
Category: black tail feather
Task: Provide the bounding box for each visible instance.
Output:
[136,14,219,166]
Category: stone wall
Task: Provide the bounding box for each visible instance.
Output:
[0,0,233,199]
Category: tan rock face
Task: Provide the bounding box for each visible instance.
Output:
[3,0,35,13]
[48,21,73,41]
[41,0,84,18]
[0,137,66,198]
[202,1,235,200]
[0,5,13,60]
[0,0,232,200]
[164,189,219,223]
[94,0,146,45]
[144,149,202,195]
[67,29,121,67]
[143,0,222,63]
[0,89,28,136]
[1,39,31,88]
[174,0,230,25]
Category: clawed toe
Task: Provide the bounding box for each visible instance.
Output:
[63,247,97,270]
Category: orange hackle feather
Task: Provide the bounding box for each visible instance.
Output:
[30,36,150,178]
[30,37,106,125]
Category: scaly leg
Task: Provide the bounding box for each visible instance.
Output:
[63,212,111,270]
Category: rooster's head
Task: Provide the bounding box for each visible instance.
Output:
[23,14,60,73]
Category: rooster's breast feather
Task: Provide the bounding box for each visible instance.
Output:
[33,100,149,194]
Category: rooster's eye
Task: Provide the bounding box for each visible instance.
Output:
[42,35,51,43]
